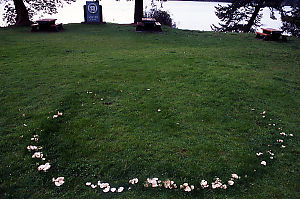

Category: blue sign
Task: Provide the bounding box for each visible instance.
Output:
[86,1,101,23]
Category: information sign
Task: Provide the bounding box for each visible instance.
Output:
[86,1,101,23]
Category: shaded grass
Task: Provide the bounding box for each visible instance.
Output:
[0,24,299,198]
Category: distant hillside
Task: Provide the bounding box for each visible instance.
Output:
[168,0,232,2]
[169,0,299,5]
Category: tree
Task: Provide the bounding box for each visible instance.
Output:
[281,1,300,36]
[212,0,284,33]
[1,0,76,26]
[12,0,30,26]
[134,0,143,23]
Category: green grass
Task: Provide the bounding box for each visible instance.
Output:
[0,24,299,199]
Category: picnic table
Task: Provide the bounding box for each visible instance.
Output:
[136,18,162,32]
[31,19,63,32]
[255,28,286,41]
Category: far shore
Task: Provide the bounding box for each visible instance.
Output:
[167,0,232,2]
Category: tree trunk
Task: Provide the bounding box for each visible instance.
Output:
[243,5,262,32]
[13,0,31,26]
[134,0,143,23]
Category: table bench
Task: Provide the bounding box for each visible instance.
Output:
[136,18,162,32]
[255,28,285,41]
[31,19,63,32]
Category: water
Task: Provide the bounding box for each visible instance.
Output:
[1,0,283,31]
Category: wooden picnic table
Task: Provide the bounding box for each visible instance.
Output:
[31,19,63,32]
[136,18,162,32]
[255,28,286,41]
[142,18,156,22]
[36,18,57,24]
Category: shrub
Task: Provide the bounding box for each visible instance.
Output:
[145,9,176,28]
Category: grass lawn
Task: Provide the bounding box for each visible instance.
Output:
[0,24,299,199]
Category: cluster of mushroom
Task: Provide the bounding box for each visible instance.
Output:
[279,132,294,137]
[179,183,194,192]
[228,174,240,186]
[25,111,66,187]
[200,180,209,188]
[256,110,294,168]
[38,163,51,171]
[211,178,227,189]
[144,178,181,190]
[31,135,39,142]
[85,181,125,193]
[32,152,45,160]
[129,178,139,185]
[144,178,161,188]
[27,134,51,172]
[53,111,63,119]
[27,145,42,151]
[52,177,65,186]
[162,180,178,189]
[29,136,42,160]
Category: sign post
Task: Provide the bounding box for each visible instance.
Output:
[85,1,102,23]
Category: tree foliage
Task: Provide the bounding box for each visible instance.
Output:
[1,0,76,26]
[212,0,284,33]
[281,1,300,36]
[144,0,175,27]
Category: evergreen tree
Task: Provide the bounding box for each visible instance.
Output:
[281,1,300,36]
[212,0,283,33]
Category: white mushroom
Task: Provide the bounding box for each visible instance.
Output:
[103,187,110,192]
[228,180,234,186]
[111,188,116,192]
[231,174,239,179]
[117,187,124,192]
[129,178,139,184]
[184,186,192,192]
[37,162,51,171]
[53,177,65,186]
[200,180,209,188]
[86,182,91,186]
